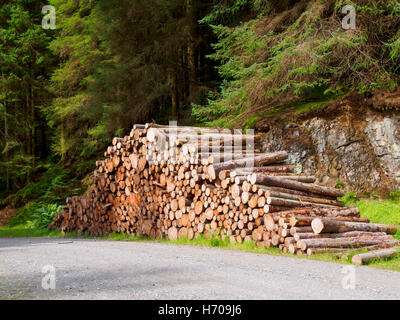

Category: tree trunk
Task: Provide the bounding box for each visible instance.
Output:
[186,0,196,100]
[249,174,345,198]
[208,151,288,180]
[290,215,369,227]
[264,190,344,207]
[294,231,388,242]
[352,248,398,265]
[60,122,67,161]
[311,218,398,235]
[298,237,396,251]
[170,72,178,120]
[2,70,10,191]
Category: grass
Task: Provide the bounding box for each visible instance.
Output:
[341,193,400,241]
[1,196,400,272]
[0,225,82,238]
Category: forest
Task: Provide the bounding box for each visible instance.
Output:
[0,0,399,226]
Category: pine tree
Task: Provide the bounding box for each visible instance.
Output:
[0,0,54,191]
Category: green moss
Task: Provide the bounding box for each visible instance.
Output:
[294,97,337,114]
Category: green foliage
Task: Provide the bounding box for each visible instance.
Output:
[26,203,63,230]
[194,0,400,126]
[46,0,107,161]
[294,97,340,114]
[2,0,400,226]
[1,0,220,215]
[339,192,358,204]
[341,193,400,242]
[355,199,400,239]
[0,0,55,196]
[200,0,271,26]
[389,190,400,201]
[0,225,82,238]
[7,202,43,227]
[4,164,82,208]
[335,179,344,190]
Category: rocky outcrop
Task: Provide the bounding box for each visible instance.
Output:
[255,90,400,194]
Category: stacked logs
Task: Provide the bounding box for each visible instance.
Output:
[52,123,399,260]
[214,166,399,255]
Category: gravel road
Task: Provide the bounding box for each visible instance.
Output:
[1,237,399,300]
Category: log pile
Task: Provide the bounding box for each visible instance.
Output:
[52,123,399,260]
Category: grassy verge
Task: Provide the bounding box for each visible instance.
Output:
[341,194,400,241]
[0,226,82,238]
[1,196,399,272]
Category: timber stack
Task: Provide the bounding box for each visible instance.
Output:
[52,123,399,259]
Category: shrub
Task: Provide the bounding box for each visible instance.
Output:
[7,202,44,227]
[193,0,400,126]
[340,192,358,205]
[25,203,63,230]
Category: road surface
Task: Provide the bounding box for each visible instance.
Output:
[0,237,399,299]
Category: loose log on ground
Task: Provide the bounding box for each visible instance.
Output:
[352,248,398,265]
[298,237,397,251]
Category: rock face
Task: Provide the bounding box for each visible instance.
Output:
[255,91,400,194]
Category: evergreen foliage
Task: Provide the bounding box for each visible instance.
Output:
[193,0,400,126]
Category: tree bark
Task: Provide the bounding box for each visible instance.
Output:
[290,215,369,227]
[352,248,398,265]
[311,218,398,235]
[186,0,196,100]
[170,72,178,120]
[208,151,288,180]
[266,196,337,208]
[264,190,344,207]
[298,237,396,251]
[249,174,345,198]
[2,70,10,191]
[294,231,388,242]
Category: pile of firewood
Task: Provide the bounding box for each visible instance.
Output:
[52,123,399,260]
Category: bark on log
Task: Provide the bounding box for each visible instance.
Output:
[294,231,388,242]
[264,190,344,207]
[290,216,369,227]
[311,218,397,235]
[266,197,337,208]
[298,237,396,251]
[249,174,345,198]
[352,248,398,265]
[208,151,288,180]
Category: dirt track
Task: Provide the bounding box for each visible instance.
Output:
[1,237,399,300]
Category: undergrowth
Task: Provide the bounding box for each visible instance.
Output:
[193,0,400,127]
[2,160,95,227]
